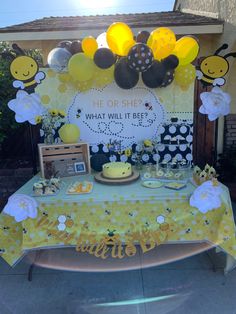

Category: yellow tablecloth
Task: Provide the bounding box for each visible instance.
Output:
[0,175,236,266]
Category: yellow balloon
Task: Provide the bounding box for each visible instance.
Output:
[77,78,94,92]
[59,124,80,144]
[82,36,98,58]
[174,63,196,86]
[147,27,176,60]
[93,65,114,87]
[106,22,135,56]
[68,53,95,82]
[57,73,71,83]
[173,36,199,66]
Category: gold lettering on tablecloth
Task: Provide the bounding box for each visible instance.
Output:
[34,216,173,259]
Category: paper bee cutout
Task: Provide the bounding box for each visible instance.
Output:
[9,44,45,92]
[196,44,236,87]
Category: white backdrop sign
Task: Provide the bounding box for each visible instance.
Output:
[68,84,166,148]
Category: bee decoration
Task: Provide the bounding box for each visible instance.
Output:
[196,43,236,87]
[144,102,153,110]
[6,44,46,93]
[76,108,82,118]
[107,229,116,237]
[204,220,210,226]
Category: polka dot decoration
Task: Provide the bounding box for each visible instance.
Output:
[127,43,154,72]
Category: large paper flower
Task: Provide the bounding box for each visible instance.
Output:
[199,86,231,121]
[3,194,38,222]
[8,90,45,125]
[190,180,223,214]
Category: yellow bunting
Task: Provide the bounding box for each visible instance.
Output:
[41,95,51,104]
[93,65,114,87]
[68,53,95,82]
[106,22,135,56]
[58,124,80,144]
[173,36,199,66]
[82,36,98,58]
[147,27,176,60]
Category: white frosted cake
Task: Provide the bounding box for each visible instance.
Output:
[102,162,132,179]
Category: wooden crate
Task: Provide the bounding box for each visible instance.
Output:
[38,143,91,178]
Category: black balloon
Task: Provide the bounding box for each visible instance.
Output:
[94,48,116,69]
[142,61,166,88]
[127,43,153,72]
[57,40,72,51]
[90,154,109,172]
[162,55,179,70]
[136,31,150,44]
[114,57,139,89]
[69,40,83,54]
[160,70,174,87]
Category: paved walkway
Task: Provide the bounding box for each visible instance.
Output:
[0,203,235,314]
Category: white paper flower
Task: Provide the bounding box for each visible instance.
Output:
[190,180,223,214]
[8,90,46,125]
[199,86,231,121]
[3,194,38,222]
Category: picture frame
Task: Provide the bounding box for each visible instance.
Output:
[74,161,86,173]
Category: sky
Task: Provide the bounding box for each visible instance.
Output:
[0,0,175,27]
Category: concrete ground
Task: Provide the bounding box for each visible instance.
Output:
[0,203,236,314]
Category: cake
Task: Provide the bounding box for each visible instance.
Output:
[102,162,132,179]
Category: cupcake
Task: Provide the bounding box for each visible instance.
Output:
[204,164,211,173]
[193,166,201,176]
[33,182,43,195]
[208,167,216,179]
[193,166,201,185]
[199,170,208,184]
[50,178,60,189]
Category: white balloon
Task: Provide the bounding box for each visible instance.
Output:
[96,32,109,48]
[47,48,72,73]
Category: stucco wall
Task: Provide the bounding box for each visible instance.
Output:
[175,0,236,153]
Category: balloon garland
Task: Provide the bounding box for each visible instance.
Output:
[46,22,199,90]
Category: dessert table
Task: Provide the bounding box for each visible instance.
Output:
[1,174,236,273]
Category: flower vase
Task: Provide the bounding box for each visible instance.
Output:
[43,126,54,145]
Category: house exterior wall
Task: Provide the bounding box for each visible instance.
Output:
[175,0,236,153]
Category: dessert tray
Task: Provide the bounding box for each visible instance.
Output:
[142,180,163,188]
[32,178,62,197]
[66,181,93,194]
[164,181,187,190]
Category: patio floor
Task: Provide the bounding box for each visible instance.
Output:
[0,202,235,314]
